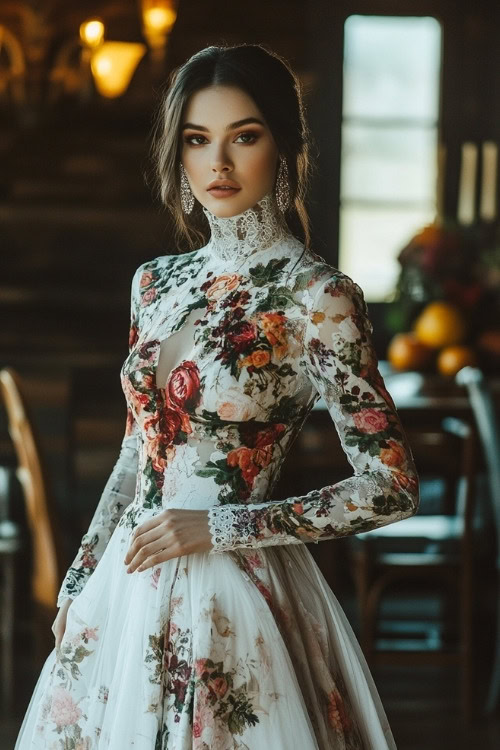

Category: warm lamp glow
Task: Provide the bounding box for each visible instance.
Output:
[144,7,176,33]
[90,41,146,98]
[141,1,177,48]
[79,19,105,49]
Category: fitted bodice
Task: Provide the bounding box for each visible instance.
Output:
[57,189,419,608]
[119,210,321,515]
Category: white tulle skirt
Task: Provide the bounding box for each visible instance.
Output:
[14,512,396,749]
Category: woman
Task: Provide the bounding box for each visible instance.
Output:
[15,43,419,749]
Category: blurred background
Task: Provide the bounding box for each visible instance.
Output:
[1,0,500,747]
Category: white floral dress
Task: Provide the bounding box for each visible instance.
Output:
[15,191,419,750]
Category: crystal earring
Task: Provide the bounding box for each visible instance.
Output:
[180,163,195,214]
[275,156,290,212]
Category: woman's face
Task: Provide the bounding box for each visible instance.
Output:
[180,85,279,217]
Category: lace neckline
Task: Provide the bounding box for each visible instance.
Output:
[201,190,291,262]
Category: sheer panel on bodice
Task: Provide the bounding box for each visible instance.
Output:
[154,306,201,391]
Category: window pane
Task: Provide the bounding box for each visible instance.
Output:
[339,15,442,302]
[343,15,442,121]
[339,205,437,301]
[341,123,438,203]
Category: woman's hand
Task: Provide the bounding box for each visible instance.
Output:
[51,597,73,650]
[123,508,213,573]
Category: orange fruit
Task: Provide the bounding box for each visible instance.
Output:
[437,345,477,376]
[387,332,434,371]
[414,301,467,348]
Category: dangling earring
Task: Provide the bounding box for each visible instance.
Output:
[180,163,195,214]
[275,156,290,212]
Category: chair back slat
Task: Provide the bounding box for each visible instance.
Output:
[0,367,65,611]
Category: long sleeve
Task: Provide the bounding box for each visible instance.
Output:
[56,268,142,607]
[207,272,419,553]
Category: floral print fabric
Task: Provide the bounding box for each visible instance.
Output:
[16,191,416,749]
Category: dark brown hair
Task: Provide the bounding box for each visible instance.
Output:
[148,43,316,252]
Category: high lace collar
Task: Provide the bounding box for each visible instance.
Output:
[201,190,291,262]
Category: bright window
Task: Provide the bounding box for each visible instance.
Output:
[339,15,442,301]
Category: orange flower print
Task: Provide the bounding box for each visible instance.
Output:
[205,273,241,301]
[250,349,270,368]
[140,270,155,288]
[238,349,271,369]
[380,439,406,468]
[146,434,168,473]
[259,311,289,359]
[227,445,273,489]
[311,311,325,325]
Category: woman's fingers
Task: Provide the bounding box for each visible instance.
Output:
[126,536,169,572]
[125,524,165,566]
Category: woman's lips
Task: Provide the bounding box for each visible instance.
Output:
[208,187,241,199]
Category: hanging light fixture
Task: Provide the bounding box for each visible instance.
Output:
[140,0,178,64]
[90,41,147,99]
[0,3,178,122]
[79,19,105,50]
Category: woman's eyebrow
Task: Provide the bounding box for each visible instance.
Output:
[181,117,265,132]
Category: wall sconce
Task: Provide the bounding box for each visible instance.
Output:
[79,20,105,50]
[140,0,178,64]
[0,3,178,124]
[78,18,147,100]
[90,42,147,99]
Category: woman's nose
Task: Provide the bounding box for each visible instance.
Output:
[210,145,233,173]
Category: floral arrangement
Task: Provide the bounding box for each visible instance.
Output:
[386,219,500,374]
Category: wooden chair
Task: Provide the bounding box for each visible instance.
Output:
[0,367,66,673]
[456,366,500,714]
[349,416,478,720]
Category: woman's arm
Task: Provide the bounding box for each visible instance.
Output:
[56,266,142,606]
[207,272,420,553]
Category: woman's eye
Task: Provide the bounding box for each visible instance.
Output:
[184,132,259,146]
[235,131,259,144]
[184,135,206,145]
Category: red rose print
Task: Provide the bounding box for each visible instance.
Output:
[226,321,257,353]
[128,324,138,349]
[166,361,201,411]
[159,406,183,445]
[239,422,285,449]
[255,424,286,448]
[353,408,388,434]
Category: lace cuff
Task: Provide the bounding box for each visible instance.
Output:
[207,505,242,553]
[207,503,304,553]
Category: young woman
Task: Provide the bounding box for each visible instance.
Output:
[15,43,419,749]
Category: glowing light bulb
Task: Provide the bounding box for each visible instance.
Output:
[90,42,146,98]
[80,19,105,49]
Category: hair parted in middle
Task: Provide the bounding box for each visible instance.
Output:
[148,43,317,253]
